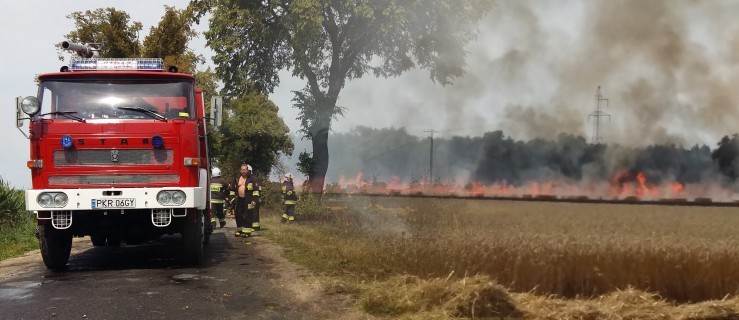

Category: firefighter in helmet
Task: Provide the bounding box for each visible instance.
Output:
[233,164,259,237]
[210,167,227,228]
[282,173,298,223]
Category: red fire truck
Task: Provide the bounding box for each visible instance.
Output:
[15,42,220,270]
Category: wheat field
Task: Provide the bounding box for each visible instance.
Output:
[267,195,739,318]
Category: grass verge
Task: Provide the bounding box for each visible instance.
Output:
[0,217,37,260]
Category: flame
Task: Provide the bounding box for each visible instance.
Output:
[326,170,733,202]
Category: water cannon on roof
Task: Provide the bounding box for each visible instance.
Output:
[60,41,100,58]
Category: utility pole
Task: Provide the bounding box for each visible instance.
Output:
[588,86,610,144]
[424,129,435,186]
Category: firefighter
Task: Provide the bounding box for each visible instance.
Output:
[232,164,252,237]
[233,164,259,237]
[209,167,227,228]
[250,166,262,230]
[282,173,298,223]
[244,165,261,236]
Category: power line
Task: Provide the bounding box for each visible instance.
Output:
[588,86,610,144]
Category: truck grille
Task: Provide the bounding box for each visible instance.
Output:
[48,174,180,186]
[54,149,174,166]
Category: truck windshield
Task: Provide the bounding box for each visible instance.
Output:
[38,79,194,121]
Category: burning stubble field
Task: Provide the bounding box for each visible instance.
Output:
[265,196,739,319]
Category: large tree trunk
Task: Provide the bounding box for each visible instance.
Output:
[309,126,330,198]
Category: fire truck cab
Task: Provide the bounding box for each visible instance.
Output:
[15,42,220,269]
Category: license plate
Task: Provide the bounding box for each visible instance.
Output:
[91,198,136,209]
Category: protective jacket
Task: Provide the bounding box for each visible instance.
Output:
[282,180,297,205]
[210,176,227,204]
[245,177,260,209]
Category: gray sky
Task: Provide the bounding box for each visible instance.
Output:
[3,0,739,189]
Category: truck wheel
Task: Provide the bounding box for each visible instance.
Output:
[90,234,106,246]
[106,235,121,247]
[182,210,204,264]
[39,223,73,270]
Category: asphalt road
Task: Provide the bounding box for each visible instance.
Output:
[0,220,349,320]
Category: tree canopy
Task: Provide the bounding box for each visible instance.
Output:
[64,8,142,58]
[215,92,294,180]
[193,0,492,193]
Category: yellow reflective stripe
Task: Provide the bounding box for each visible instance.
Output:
[252,222,260,228]
[281,186,286,192]
[253,191,260,196]
[285,200,297,205]
[229,191,236,196]
[248,204,255,209]
[282,214,289,219]
[210,183,223,191]
[288,217,295,221]
[211,200,225,204]
[247,183,253,190]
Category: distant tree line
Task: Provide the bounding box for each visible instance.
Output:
[323,127,738,187]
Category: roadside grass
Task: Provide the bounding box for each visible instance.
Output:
[0,179,37,261]
[264,195,739,319]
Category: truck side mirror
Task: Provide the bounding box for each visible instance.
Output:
[16,96,23,128]
[210,96,223,128]
[15,96,29,139]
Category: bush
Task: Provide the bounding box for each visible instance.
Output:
[296,192,331,221]
[0,179,29,229]
[259,181,284,210]
[0,178,36,260]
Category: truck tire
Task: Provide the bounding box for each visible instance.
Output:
[182,210,204,264]
[39,223,73,270]
[106,234,121,247]
[90,234,106,246]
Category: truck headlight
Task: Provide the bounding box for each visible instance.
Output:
[156,190,187,206]
[37,192,68,208]
[38,193,53,207]
[157,191,172,205]
[171,191,186,205]
[54,193,68,207]
[21,96,40,115]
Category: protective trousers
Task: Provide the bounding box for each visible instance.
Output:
[212,203,225,220]
[252,203,260,229]
[282,204,296,222]
[235,197,248,228]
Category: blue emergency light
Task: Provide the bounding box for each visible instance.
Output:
[152,135,164,148]
[69,58,164,71]
[61,135,73,149]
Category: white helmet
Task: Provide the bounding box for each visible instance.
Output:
[284,173,293,180]
[211,167,221,178]
[246,164,253,172]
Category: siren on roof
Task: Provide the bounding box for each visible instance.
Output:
[69,58,164,71]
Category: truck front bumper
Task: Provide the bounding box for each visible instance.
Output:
[25,187,205,211]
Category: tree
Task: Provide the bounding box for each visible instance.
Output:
[142,5,203,74]
[712,134,739,181]
[64,8,143,58]
[215,92,294,180]
[193,0,492,194]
